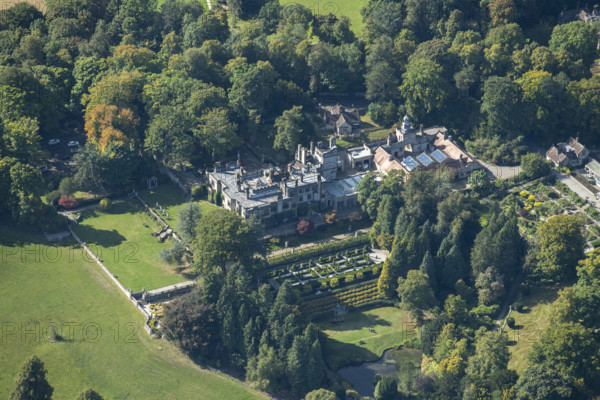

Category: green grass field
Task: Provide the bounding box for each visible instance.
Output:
[320,307,416,370]
[71,200,187,292]
[507,286,561,372]
[0,224,266,400]
[280,0,369,34]
[138,183,218,230]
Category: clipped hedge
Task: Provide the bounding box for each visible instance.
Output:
[302,280,384,320]
[267,235,370,267]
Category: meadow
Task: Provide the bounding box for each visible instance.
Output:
[0,224,266,400]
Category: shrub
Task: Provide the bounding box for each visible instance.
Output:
[513,301,523,312]
[297,219,315,236]
[356,271,364,280]
[330,277,339,288]
[345,275,354,284]
[99,198,112,211]
[58,177,77,196]
[506,317,515,328]
[45,189,60,205]
[192,184,207,199]
[58,195,78,209]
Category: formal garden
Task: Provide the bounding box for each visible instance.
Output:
[500,179,600,249]
[264,235,387,291]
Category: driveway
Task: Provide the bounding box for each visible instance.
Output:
[556,172,598,204]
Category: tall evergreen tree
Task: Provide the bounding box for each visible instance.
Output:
[9,356,53,400]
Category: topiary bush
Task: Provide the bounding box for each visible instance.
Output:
[99,198,112,211]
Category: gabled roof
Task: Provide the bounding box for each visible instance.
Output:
[336,114,350,129]
[373,146,405,174]
[546,146,567,164]
[566,137,585,156]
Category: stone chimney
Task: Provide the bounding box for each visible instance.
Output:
[297,144,302,161]
[329,136,336,149]
[245,187,250,199]
[269,168,274,181]
[295,179,298,188]
[310,141,315,154]
[388,154,393,162]
[301,148,306,165]
[300,173,304,182]
[387,132,392,146]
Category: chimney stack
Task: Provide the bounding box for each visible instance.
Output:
[310,141,315,154]
[387,132,392,146]
[329,136,336,149]
[245,187,250,199]
[388,154,393,162]
[301,148,306,165]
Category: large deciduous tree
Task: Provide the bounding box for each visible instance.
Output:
[538,215,584,281]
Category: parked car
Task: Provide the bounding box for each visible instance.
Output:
[48,139,60,145]
[67,140,79,147]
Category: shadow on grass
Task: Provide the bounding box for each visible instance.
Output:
[324,337,379,371]
[72,224,126,247]
[139,184,186,210]
[321,313,392,333]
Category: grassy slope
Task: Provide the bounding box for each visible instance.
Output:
[280,0,368,34]
[319,307,416,370]
[507,286,561,372]
[71,200,186,292]
[0,225,266,400]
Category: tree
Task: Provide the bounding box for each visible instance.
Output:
[529,321,600,391]
[246,343,285,392]
[480,76,524,137]
[464,332,515,395]
[468,170,492,193]
[296,219,314,236]
[305,388,337,400]
[374,376,399,400]
[549,21,598,66]
[176,202,202,242]
[84,104,139,152]
[162,290,220,360]
[193,209,259,273]
[2,117,43,162]
[9,355,53,400]
[520,152,550,180]
[513,363,583,400]
[83,70,144,116]
[145,105,196,165]
[538,215,584,281]
[77,389,104,400]
[195,108,240,159]
[488,0,519,26]
[397,270,436,322]
[274,106,315,155]
[400,58,450,124]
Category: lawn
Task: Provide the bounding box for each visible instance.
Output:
[71,200,187,292]
[507,286,561,372]
[0,224,266,400]
[280,0,369,34]
[138,183,218,230]
[320,307,416,370]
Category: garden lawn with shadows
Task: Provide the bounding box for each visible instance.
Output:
[138,183,218,230]
[71,200,186,292]
[319,306,416,370]
[0,224,267,400]
[507,285,561,372]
